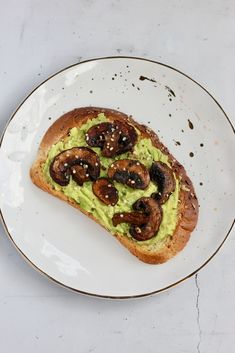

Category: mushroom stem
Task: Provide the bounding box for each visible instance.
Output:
[112,212,149,227]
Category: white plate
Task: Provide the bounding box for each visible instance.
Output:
[0,57,234,298]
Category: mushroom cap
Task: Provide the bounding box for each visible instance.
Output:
[108,159,150,189]
[150,161,176,204]
[85,122,113,147]
[49,147,100,186]
[86,120,137,157]
[92,178,118,206]
[130,197,163,241]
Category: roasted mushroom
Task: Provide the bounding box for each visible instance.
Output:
[112,197,162,241]
[113,120,137,155]
[102,129,121,158]
[86,120,137,157]
[108,159,150,189]
[50,147,100,186]
[112,212,149,227]
[92,178,118,206]
[85,122,113,147]
[150,161,176,204]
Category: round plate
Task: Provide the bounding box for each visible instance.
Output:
[0,57,234,298]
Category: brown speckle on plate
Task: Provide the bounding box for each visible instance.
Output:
[188,119,194,129]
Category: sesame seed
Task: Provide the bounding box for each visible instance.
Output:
[108,184,112,187]
[85,173,89,177]
[130,180,135,184]
[122,136,127,141]
[105,195,109,198]
[136,227,141,233]
[83,164,88,169]
[72,170,76,174]
[75,155,79,158]
[95,162,98,166]
[64,163,68,167]
[66,153,70,157]
[120,214,123,218]
[119,131,122,134]
[136,162,140,165]
[110,138,114,141]
[110,147,114,151]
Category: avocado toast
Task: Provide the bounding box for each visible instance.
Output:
[30,107,198,264]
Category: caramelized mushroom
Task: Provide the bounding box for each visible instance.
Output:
[112,212,149,227]
[113,120,137,155]
[108,159,150,189]
[150,161,176,204]
[92,178,118,206]
[85,122,113,147]
[49,147,100,186]
[102,129,120,157]
[112,197,162,241]
[86,120,137,157]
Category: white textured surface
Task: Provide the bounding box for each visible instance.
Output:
[0,1,234,352]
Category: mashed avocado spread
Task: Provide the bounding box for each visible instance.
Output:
[43,113,179,249]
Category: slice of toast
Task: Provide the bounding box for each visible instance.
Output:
[30,107,198,264]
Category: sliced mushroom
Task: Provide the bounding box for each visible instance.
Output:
[112,197,162,241]
[112,212,149,227]
[102,129,120,157]
[86,120,137,157]
[114,120,137,155]
[149,161,176,204]
[85,122,113,147]
[92,178,118,206]
[50,147,100,186]
[108,159,150,189]
[71,165,90,186]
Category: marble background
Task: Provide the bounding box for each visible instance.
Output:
[0,1,234,352]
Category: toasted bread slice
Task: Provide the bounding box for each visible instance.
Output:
[30,107,198,264]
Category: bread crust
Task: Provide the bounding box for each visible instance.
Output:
[30,107,199,264]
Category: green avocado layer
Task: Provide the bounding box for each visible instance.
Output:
[43,113,180,249]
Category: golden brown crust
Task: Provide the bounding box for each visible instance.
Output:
[30,107,199,264]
